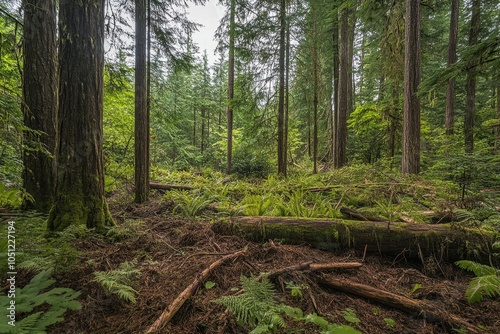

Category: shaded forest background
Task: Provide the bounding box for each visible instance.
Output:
[1,0,500,197]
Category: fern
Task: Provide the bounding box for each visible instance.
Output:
[214,276,359,334]
[93,259,141,303]
[455,260,500,303]
[0,270,81,334]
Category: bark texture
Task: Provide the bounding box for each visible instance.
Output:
[135,0,149,203]
[445,0,459,135]
[402,0,421,175]
[22,0,57,212]
[464,0,481,154]
[48,0,114,231]
[212,216,496,264]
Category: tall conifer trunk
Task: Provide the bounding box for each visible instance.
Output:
[334,7,349,169]
[464,0,481,154]
[445,0,459,135]
[135,0,149,203]
[48,0,114,231]
[402,0,421,175]
[277,0,287,177]
[22,0,57,212]
[226,0,235,174]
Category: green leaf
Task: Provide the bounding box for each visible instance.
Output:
[384,318,396,328]
[342,308,361,325]
[205,281,216,290]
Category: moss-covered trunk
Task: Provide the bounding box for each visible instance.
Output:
[47,0,114,232]
[212,216,496,264]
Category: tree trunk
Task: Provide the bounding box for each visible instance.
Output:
[445,0,459,135]
[22,0,57,212]
[334,7,349,169]
[331,12,339,165]
[135,0,149,203]
[277,0,287,177]
[212,216,495,264]
[464,0,481,154]
[48,0,114,231]
[402,0,421,175]
[226,0,235,175]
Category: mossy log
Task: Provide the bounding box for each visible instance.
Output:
[212,216,497,264]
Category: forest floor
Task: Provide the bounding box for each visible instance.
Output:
[36,189,499,334]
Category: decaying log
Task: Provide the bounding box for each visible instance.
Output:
[145,249,245,333]
[319,278,482,334]
[212,216,497,264]
[256,261,363,281]
[149,182,194,191]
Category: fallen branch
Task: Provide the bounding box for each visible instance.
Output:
[149,182,194,191]
[319,278,482,334]
[145,249,245,333]
[256,261,362,281]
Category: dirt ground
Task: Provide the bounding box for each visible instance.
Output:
[44,192,499,334]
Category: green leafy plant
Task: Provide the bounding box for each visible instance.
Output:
[174,193,212,217]
[0,270,81,334]
[384,318,396,328]
[285,281,308,298]
[93,259,141,303]
[214,276,360,334]
[342,308,361,326]
[455,260,500,303]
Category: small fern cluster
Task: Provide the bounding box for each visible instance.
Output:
[0,270,81,333]
[214,276,360,334]
[456,259,500,303]
[93,259,141,303]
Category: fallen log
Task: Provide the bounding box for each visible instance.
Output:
[319,277,482,334]
[256,261,363,281]
[212,216,497,264]
[145,249,245,333]
[149,182,194,191]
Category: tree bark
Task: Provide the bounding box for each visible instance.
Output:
[331,12,339,165]
[464,0,481,154]
[135,0,149,203]
[402,0,421,175]
[445,0,459,135]
[48,0,114,231]
[226,0,235,175]
[22,0,57,212]
[277,0,287,177]
[334,7,349,169]
[212,216,496,264]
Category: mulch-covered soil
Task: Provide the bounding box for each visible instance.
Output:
[43,192,499,334]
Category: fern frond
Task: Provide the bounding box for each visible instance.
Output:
[455,260,498,277]
[465,275,500,303]
[93,260,141,303]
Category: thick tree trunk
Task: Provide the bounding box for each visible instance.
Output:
[48,0,114,231]
[212,216,496,264]
[464,0,481,154]
[402,0,421,175]
[334,7,349,169]
[135,0,149,203]
[22,0,57,212]
[445,0,459,135]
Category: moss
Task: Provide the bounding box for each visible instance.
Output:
[47,189,115,233]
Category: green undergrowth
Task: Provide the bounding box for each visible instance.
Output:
[153,164,500,231]
[214,275,361,334]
